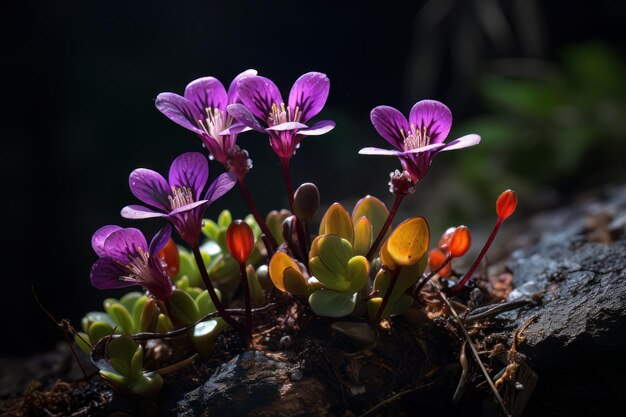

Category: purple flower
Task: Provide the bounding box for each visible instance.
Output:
[121,152,237,244]
[226,72,335,160]
[90,225,173,300]
[155,70,257,167]
[359,100,480,182]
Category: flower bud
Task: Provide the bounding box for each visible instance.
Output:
[293,183,320,222]
[496,190,517,220]
[448,226,471,258]
[226,220,255,264]
[438,227,456,250]
[428,248,451,277]
[157,238,180,276]
[388,169,416,196]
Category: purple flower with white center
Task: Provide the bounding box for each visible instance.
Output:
[359,100,481,183]
[155,70,257,168]
[121,152,237,244]
[226,72,336,160]
[90,225,173,300]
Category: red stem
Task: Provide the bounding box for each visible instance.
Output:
[375,267,402,322]
[190,243,240,331]
[237,176,278,252]
[366,194,404,260]
[279,157,295,212]
[239,262,253,340]
[449,218,503,295]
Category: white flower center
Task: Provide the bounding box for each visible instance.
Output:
[267,103,301,127]
[168,186,194,210]
[401,124,430,151]
[197,107,232,141]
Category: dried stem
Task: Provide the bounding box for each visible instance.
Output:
[366,194,404,260]
[436,287,511,417]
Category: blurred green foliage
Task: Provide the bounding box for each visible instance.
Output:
[452,42,626,211]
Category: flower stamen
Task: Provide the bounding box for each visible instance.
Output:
[197,107,232,140]
[268,103,301,126]
[168,186,195,210]
[401,124,430,151]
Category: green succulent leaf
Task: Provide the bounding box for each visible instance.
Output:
[119,292,144,313]
[107,335,138,377]
[352,195,389,239]
[217,210,232,228]
[347,256,369,292]
[82,311,115,332]
[195,290,217,318]
[104,301,134,334]
[130,345,144,377]
[169,289,200,324]
[75,332,92,354]
[331,321,376,344]
[88,321,115,345]
[283,267,310,296]
[353,216,373,256]
[131,295,148,332]
[308,290,358,317]
[202,219,221,241]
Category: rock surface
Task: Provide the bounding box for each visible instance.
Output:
[496,185,626,416]
[169,351,333,417]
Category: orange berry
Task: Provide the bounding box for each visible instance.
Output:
[226,220,255,264]
[438,227,456,250]
[448,226,471,258]
[157,238,180,276]
[496,190,517,220]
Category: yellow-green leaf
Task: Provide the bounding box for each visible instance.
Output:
[352,195,389,238]
[268,252,300,292]
[353,216,373,256]
[319,203,354,244]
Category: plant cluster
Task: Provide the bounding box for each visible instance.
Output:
[79,69,517,403]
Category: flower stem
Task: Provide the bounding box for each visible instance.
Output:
[414,254,452,295]
[375,266,402,322]
[237,176,278,252]
[190,243,240,331]
[239,262,253,340]
[279,157,295,212]
[366,194,404,260]
[449,218,503,295]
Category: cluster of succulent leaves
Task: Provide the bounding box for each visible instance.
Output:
[269,196,431,320]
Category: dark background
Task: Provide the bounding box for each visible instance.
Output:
[2,0,625,355]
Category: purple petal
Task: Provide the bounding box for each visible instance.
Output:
[408,100,452,144]
[439,134,481,152]
[204,172,237,203]
[121,205,168,219]
[237,75,283,120]
[228,69,258,104]
[168,152,208,200]
[297,120,335,136]
[288,72,330,122]
[169,199,209,216]
[92,225,122,257]
[155,93,204,135]
[149,224,172,255]
[265,121,308,131]
[219,122,251,135]
[227,103,265,132]
[370,106,410,149]
[184,77,228,113]
[358,147,403,156]
[129,168,171,211]
[91,258,138,290]
[102,228,147,263]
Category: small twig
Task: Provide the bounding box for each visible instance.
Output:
[435,287,511,417]
[358,383,434,417]
[155,354,199,375]
[466,299,532,323]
